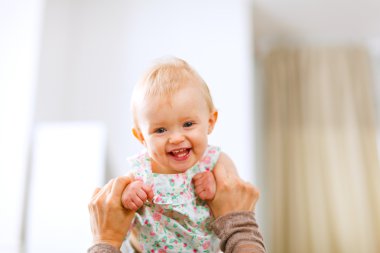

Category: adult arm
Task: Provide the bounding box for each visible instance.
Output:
[87,243,121,253]
[211,211,265,253]
[208,153,266,253]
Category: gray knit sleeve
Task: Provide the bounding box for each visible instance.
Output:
[87,243,121,253]
[211,211,266,253]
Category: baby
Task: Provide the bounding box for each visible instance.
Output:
[122,57,238,253]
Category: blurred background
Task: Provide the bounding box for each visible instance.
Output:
[1,0,380,252]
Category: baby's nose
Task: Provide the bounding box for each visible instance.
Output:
[168,132,185,144]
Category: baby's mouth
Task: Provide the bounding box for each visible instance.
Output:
[169,148,191,159]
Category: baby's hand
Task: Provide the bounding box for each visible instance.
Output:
[121,180,154,211]
[193,171,216,201]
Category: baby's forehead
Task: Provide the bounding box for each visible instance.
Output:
[139,86,208,110]
[140,93,174,109]
[132,81,214,125]
[141,83,201,101]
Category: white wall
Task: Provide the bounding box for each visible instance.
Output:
[36,0,256,181]
[0,0,256,251]
[0,0,45,252]
[25,123,106,253]
[121,0,256,181]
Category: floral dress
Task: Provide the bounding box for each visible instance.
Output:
[127,145,221,253]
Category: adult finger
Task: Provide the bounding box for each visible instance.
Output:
[110,176,133,197]
[88,179,115,212]
[215,154,240,187]
[213,163,233,187]
[91,187,101,198]
[92,178,115,202]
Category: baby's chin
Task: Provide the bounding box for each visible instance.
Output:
[169,155,201,173]
[152,160,198,174]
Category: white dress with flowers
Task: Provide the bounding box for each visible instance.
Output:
[127,145,221,253]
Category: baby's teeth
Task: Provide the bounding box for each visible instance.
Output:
[173,148,185,154]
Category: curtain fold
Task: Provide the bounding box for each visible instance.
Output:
[263,46,380,253]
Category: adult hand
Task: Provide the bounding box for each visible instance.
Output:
[88,176,135,249]
[208,155,260,218]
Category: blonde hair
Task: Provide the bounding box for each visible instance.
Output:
[131,57,215,128]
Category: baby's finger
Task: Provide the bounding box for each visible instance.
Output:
[195,185,204,196]
[192,172,203,181]
[193,174,209,186]
[193,171,208,181]
[197,190,207,200]
[136,188,148,201]
[142,184,154,201]
[204,174,214,185]
[132,195,144,208]
[128,201,140,212]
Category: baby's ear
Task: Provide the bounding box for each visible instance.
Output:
[208,110,218,134]
[132,128,145,145]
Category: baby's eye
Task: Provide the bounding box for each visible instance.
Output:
[154,128,166,134]
[183,122,193,128]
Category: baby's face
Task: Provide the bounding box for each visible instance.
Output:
[134,86,217,174]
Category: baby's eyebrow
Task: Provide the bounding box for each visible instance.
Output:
[148,122,169,131]
[149,124,165,130]
[180,115,199,121]
[148,120,166,126]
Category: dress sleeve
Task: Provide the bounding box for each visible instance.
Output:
[87,243,122,253]
[210,211,266,253]
[198,145,221,172]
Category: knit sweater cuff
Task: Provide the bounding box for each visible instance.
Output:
[87,243,121,253]
[211,211,265,253]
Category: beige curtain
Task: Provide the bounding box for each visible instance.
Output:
[263,46,380,253]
